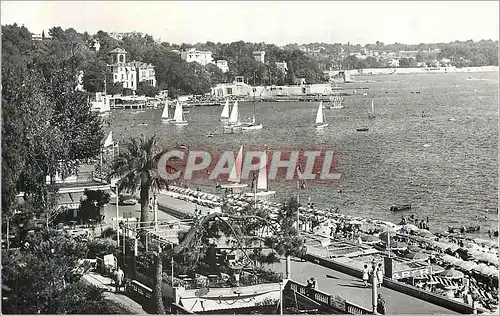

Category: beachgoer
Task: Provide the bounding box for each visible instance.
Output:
[362,265,369,287]
[306,278,312,289]
[377,294,386,314]
[377,263,384,287]
[310,277,317,290]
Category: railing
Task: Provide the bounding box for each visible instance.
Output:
[286,280,372,314]
[345,301,373,315]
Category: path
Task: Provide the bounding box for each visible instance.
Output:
[270,259,458,314]
[82,272,147,314]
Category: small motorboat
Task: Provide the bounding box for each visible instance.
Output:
[206,133,214,138]
[448,226,481,234]
[390,204,412,212]
[356,127,369,132]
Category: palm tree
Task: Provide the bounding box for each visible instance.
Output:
[110,136,169,228]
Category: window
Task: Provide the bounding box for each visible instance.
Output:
[114,74,117,80]
[119,54,124,63]
[142,71,146,77]
[121,74,124,80]
[149,70,154,77]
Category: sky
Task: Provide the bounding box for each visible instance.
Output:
[1,1,499,45]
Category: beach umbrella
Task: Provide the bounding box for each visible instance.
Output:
[361,235,380,244]
[457,260,476,271]
[415,229,436,239]
[349,219,363,225]
[407,244,424,252]
[389,241,408,250]
[440,268,465,279]
[481,265,498,277]
[473,263,489,273]
[442,254,460,265]
[405,251,430,261]
[430,264,446,274]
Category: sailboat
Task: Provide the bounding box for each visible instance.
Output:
[245,152,275,199]
[219,98,230,122]
[223,100,242,133]
[220,145,248,190]
[315,102,328,128]
[368,99,376,119]
[173,100,188,126]
[161,100,174,122]
[328,94,344,109]
[241,101,263,131]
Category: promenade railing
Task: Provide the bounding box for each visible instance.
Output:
[285,279,372,314]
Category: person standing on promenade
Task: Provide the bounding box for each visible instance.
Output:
[115,266,124,293]
[377,293,386,314]
[376,263,384,288]
[362,265,369,287]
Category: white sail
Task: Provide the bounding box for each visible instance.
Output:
[221,99,230,119]
[315,102,324,124]
[371,99,375,113]
[228,101,239,124]
[161,100,170,119]
[174,100,183,122]
[103,131,113,148]
[228,146,243,182]
[257,154,268,190]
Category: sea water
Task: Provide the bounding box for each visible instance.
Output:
[107,71,499,237]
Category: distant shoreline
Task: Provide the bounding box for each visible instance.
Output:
[343,66,499,76]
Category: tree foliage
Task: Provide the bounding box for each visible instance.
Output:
[2,229,88,313]
[2,24,104,217]
[110,136,170,228]
[78,189,110,224]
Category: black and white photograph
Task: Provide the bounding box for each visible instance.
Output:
[1,1,499,314]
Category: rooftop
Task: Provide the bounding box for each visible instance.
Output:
[109,48,127,54]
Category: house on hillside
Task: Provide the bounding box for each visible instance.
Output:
[180,48,214,66]
[253,51,265,63]
[108,48,156,91]
[216,60,229,73]
[276,61,288,74]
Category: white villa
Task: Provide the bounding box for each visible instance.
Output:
[216,60,229,73]
[253,51,266,63]
[276,61,288,74]
[180,48,214,66]
[108,48,156,91]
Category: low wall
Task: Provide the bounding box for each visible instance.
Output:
[383,278,477,314]
[306,253,481,314]
[157,204,192,220]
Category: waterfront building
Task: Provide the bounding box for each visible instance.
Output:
[180,48,214,66]
[108,48,156,91]
[216,60,229,73]
[253,51,266,63]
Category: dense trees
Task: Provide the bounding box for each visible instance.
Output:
[2,24,109,313]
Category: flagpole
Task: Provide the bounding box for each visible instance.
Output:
[296,179,300,232]
[254,172,257,209]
